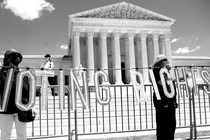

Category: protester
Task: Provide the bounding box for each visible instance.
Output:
[0,49,29,140]
[40,54,56,95]
[151,55,178,140]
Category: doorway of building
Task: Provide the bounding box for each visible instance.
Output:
[121,62,126,84]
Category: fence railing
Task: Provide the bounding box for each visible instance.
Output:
[8,66,210,139]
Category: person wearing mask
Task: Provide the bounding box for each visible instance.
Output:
[151,55,178,140]
[40,54,55,95]
[0,49,30,140]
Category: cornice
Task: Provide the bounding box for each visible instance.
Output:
[70,18,173,29]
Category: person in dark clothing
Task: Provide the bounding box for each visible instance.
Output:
[151,55,178,140]
[0,49,29,140]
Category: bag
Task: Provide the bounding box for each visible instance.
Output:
[18,109,36,123]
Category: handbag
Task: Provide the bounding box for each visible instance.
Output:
[18,109,36,123]
[17,77,37,122]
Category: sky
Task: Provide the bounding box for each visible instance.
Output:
[0,0,210,57]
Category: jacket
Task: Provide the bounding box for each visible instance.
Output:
[0,68,30,114]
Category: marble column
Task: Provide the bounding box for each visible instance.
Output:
[112,30,123,84]
[147,35,154,66]
[99,30,108,75]
[86,30,95,85]
[153,33,160,58]
[139,32,149,83]
[164,33,172,65]
[73,29,80,68]
[135,36,142,73]
[127,31,136,70]
[124,34,130,84]
[125,31,136,84]
[159,35,165,55]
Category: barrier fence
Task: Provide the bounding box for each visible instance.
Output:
[6,66,210,139]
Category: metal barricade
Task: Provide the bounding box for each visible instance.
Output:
[9,66,210,140]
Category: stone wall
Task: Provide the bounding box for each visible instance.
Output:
[0,55,72,70]
[1,55,210,81]
[1,55,209,69]
[173,56,210,67]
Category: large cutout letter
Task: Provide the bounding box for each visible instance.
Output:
[70,70,89,110]
[130,70,147,103]
[35,70,54,110]
[148,68,161,100]
[59,69,65,110]
[15,70,36,111]
[160,68,175,98]
[0,68,14,112]
[94,70,111,105]
[200,69,210,94]
[190,68,199,96]
[174,68,190,97]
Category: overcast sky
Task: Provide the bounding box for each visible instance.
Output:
[0,0,210,57]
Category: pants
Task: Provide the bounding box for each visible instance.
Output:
[156,107,176,140]
[48,77,56,96]
[0,113,26,140]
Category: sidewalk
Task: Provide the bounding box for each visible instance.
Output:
[29,128,210,140]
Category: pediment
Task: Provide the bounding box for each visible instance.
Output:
[69,1,175,22]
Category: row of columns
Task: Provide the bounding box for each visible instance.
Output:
[72,29,171,85]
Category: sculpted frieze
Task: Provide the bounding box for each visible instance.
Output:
[78,5,166,21]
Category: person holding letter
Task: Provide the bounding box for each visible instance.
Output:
[151,55,178,140]
[0,49,30,140]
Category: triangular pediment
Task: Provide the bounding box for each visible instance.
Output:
[69,1,175,22]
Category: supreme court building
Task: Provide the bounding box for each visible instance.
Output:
[1,2,209,85]
[68,2,175,85]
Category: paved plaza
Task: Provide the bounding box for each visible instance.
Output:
[27,127,210,140]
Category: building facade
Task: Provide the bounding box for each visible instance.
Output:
[68,2,175,84]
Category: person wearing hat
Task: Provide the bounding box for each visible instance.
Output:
[151,55,178,140]
[0,49,30,140]
[40,54,55,95]
[41,54,54,70]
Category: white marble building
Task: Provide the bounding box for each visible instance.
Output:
[68,2,175,84]
[1,2,209,85]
